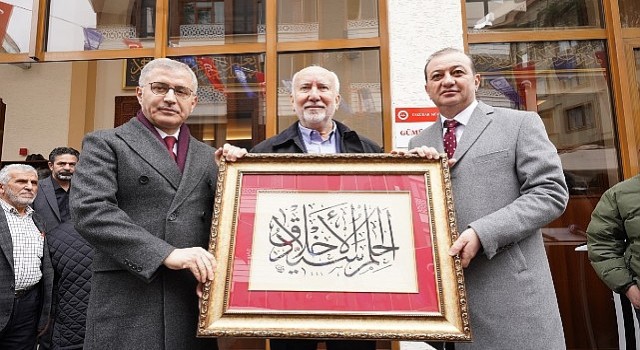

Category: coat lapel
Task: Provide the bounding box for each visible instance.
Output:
[41,177,61,222]
[454,101,493,161]
[116,118,182,189]
[171,138,211,210]
[0,211,13,270]
[423,121,445,152]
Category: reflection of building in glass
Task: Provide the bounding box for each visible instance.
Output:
[471,40,618,197]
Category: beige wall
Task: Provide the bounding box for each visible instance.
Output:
[94,60,136,131]
[0,62,72,161]
[0,59,137,161]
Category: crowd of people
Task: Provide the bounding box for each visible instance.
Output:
[0,49,634,350]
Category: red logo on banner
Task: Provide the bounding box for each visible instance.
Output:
[0,1,13,45]
[196,56,225,92]
[395,107,439,123]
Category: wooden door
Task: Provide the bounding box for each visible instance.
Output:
[114,95,140,127]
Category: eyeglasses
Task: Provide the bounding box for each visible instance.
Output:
[146,82,194,100]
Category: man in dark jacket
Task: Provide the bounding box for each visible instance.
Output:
[34,147,93,350]
[252,65,381,350]
[33,147,79,231]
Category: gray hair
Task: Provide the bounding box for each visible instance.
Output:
[423,47,477,83]
[0,164,37,185]
[291,65,340,94]
[139,58,198,93]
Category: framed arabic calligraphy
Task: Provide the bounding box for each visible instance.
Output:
[198,154,471,342]
[122,57,153,89]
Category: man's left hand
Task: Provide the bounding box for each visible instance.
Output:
[449,228,481,268]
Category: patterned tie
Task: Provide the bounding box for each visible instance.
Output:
[443,119,460,159]
[164,136,177,162]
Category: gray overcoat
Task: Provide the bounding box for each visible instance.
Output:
[409,101,568,349]
[70,118,218,350]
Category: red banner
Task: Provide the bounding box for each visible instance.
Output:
[0,1,13,45]
[514,61,537,111]
[196,56,225,92]
[394,107,439,123]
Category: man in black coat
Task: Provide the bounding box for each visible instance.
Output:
[252,65,381,350]
[33,147,79,231]
[34,147,93,350]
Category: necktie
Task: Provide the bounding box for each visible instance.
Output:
[443,119,460,159]
[164,136,177,162]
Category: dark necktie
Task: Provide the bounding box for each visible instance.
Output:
[164,136,177,162]
[443,119,460,159]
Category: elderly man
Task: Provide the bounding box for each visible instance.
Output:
[70,58,244,350]
[0,164,53,350]
[404,48,568,349]
[252,65,380,350]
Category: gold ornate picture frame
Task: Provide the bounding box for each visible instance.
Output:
[198,154,471,342]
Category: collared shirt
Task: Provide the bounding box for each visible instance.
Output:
[440,100,478,143]
[52,178,71,223]
[156,127,180,156]
[298,122,341,154]
[0,199,43,290]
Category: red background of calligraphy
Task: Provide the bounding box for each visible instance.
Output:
[227,174,439,313]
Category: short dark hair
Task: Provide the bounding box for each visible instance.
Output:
[48,147,80,163]
[423,47,477,83]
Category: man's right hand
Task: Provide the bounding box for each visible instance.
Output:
[163,247,216,283]
[626,284,640,309]
[391,146,457,167]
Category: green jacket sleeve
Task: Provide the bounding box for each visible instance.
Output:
[586,190,634,293]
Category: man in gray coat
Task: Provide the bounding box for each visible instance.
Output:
[70,58,244,350]
[405,48,569,349]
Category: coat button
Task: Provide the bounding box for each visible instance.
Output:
[139,176,149,184]
[168,212,178,221]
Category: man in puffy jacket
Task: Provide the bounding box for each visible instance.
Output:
[587,175,640,322]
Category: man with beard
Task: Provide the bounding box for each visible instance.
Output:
[251,65,381,350]
[34,147,93,350]
[34,147,79,232]
[0,164,53,349]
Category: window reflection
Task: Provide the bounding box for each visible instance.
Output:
[47,0,156,52]
[277,0,379,41]
[170,54,265,149]
[1,0,34,53]
[620,0,640,28]
[469,40,620,239]
[168,0,265,46]
[466,0,603,32]
[278,49,382,146]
